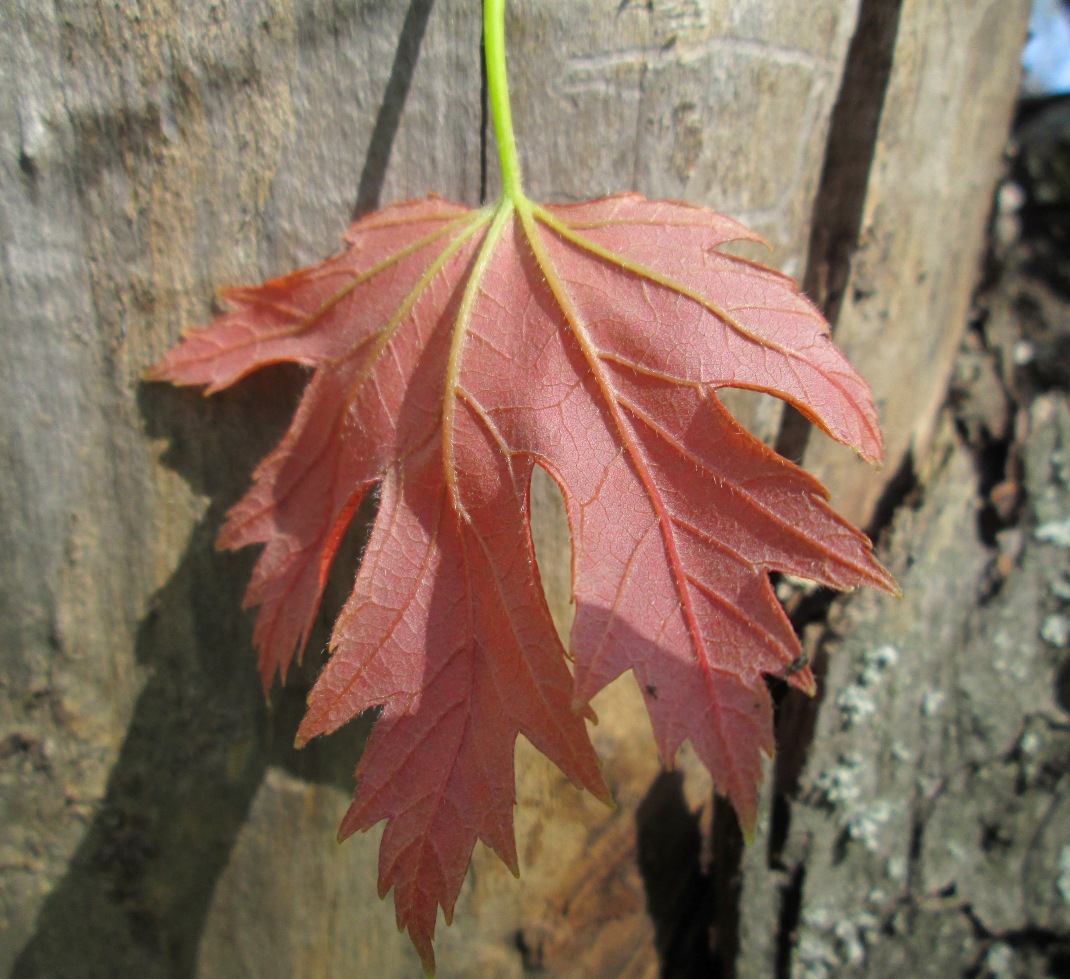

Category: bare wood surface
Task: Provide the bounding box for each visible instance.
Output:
[801,0,1030,528]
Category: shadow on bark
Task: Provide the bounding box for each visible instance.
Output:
[11,368,373,979]
[354,0,437,218]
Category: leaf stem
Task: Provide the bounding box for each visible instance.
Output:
[484,0,524,202]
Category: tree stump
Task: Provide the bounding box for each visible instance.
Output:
[0,2,1035,976]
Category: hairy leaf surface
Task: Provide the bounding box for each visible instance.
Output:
[150,192,894,970]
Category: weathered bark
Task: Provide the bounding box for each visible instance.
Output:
[0,1,1039,977]
[736,384,1070,978]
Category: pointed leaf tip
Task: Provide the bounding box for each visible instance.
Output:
[741,816,759,847]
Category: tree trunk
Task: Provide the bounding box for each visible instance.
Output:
[0,1,1037,977]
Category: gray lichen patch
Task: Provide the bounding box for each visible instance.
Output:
[1041,612,1070,647]
[833,645,900,730]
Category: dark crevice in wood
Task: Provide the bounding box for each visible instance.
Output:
[948,307,1021,558]
[768,635,831,867]
[773,865,805,979]
[353,0,437,218]
[767,791,792,870]
[771,402,813,469]
[479,19,489,204]
[802,0,905,320]
[864,446,920,542]
[961,905,1070,979]
[774,0,906,464]
[636,771,718,978]
[707,796,744,979]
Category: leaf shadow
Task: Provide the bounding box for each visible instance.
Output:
[11,369,375,979]
[353,0,438,219]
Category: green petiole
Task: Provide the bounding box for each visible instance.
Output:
[483,0,526,205]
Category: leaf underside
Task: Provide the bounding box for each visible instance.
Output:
[150,193,895,972]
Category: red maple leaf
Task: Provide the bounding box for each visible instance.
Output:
[149,191,894,970]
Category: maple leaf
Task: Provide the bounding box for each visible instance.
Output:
[148,3,895,972]
[150,190,894,966]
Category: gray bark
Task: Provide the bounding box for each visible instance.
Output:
[736,393,1070,978]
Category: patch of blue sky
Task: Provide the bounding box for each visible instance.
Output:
[1023,0,1070,97]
